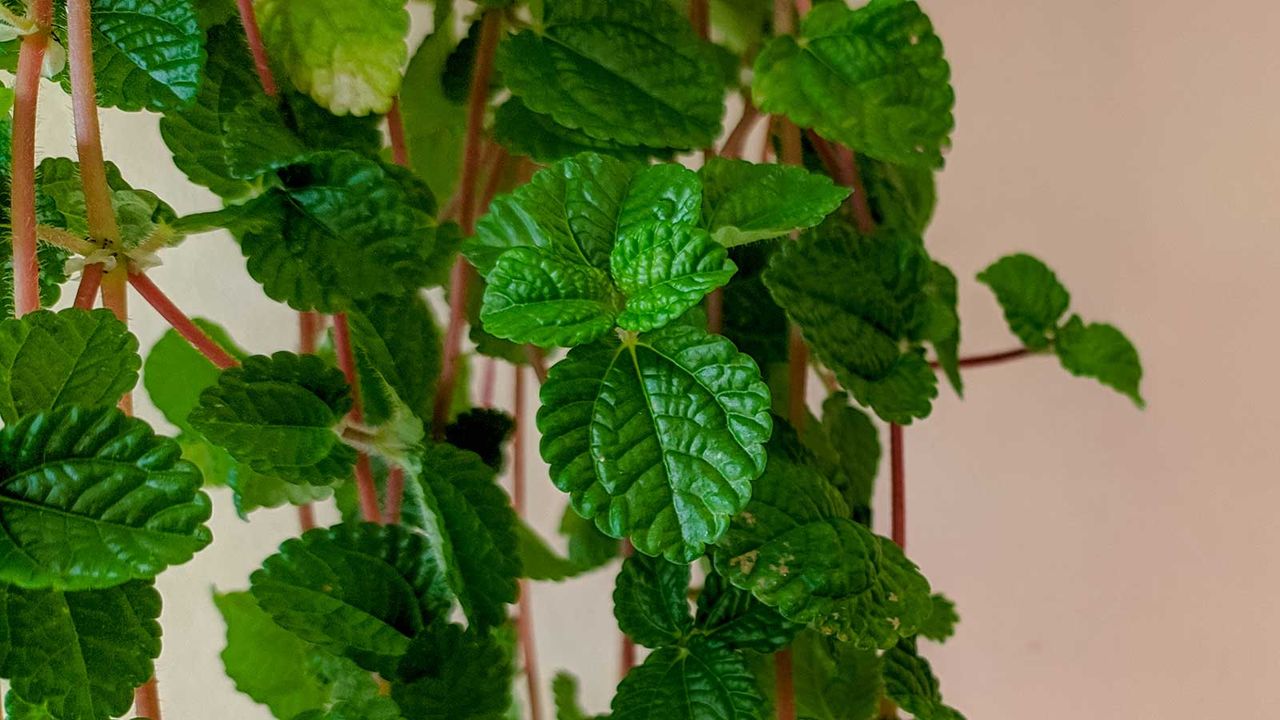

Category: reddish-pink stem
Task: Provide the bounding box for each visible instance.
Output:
[940,347,1032,369]
[333,313,382,524]
[235,0,277,97]
[384,467,405,524]
[524,346,548,385]
[720,101,761,161]
[432,10,503,439]
[513,366,544,720]
[296,312,323,531]
[129,272,238,369]
[387,98,409,167]
[890,423,905,549]
[480,356,497,408]
[296,503,317,532]
[73,264,104,310]
[134,678,161,720]
[9,0,51,316]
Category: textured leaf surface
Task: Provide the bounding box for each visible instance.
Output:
[753,0,954,167]
[0,406,211,590]
[610,636,763,720]
[392,621,512,720]
[250,523,450,675]
[814,393,880,520]
[81,0,204,112]
[400,443,520,631]
[748,629,883,720]
[191,352,353,485]
[919,593,959,643]
[256,0,409,115]
[348,295,440,426]
[1055,315,1145,407]
[494,97,664,165]
[0,240,67,319]
[976,253,1070,350]
[613,554,692,648]
[538,326,772,561]
[611,224,735,332]
[924,261,962,394]
[0,581,160,720]
[36,157,177,248]
[0,309,139,424]
[764,223,938,424]
[498,0,725,149]
[696,571,801,654]
[480,247,619,348]
[883,640,966,720]
[699,158,849,247]
[713,424,931,648]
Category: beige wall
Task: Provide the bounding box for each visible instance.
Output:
[26,0,1280,716]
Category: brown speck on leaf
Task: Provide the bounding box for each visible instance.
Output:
[731,549,759,574]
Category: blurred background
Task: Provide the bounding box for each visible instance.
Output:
[27,0,1280,717]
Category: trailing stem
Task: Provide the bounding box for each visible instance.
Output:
[9,0,52,316]
[73,263,104,309]
[432,9,503,439]
[332,313,382,524]
[889,423,905,548]
[129,272,238,369]
[235,0,277,96]
[512,366,544,720]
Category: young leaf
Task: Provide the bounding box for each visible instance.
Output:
[611,223,736,332]
[391,621,512,720]
[0,406,212,590]
[400,443,521,631]
[695,571,802,654]
[712,423,932,648]
[399,24,466,201]
[250,523,451,676]
[763,222,939,424]
[610,636,764,720]
[143,317,246,433]
[190,351,355,485]
[255,0,409,116]
[498,0,726,150]
[0,309,139,424]
[698,158,850,248]
[882,639,966,720]
[924,261,962,394]
[214,591,330,718]
[36,157,177,248]
[1055,315,1145,407]
[348,295,441,427]
[0,581,160,720]
[976,253,1070,350]
[919,593,959,644]
[538,326,772,561]
[75,0,205,112]
[552,672,603,720]
[752,0,954,167]
[613,554,693,649]
[480,247,620,348]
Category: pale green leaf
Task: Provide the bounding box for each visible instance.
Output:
[538,326,772,561]
[392,621,511,720]
[552,673,602,720]
[919,593,958,644]
[0,309,139,424]
[250,522,450,676]
[36,157,177,248]
[1055,315,1145,407]
[882,639,966,720]
[613,554,692,648]
[143,317,246,433]
[189,351,355,485]
[256,0,409,115]
[516,521,580,582]
[752,0,954,167]
[696,571,801,654]
[976,253,1070,350]
[0,406,212,590]
[214,590,329,718]
[610,636,763,720]
[611,223,735,332]
[699,158,849,247]
[227,464,335,518]
[78,0,205,112]
[498,0,725,150]
[400,26,466,201]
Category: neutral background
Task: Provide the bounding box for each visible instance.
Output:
[25,0,1280,717]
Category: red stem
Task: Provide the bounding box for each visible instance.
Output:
[333,313,382,524]
[890,423,905,549]
[719,101,761,161]
[297,312,323,532]
[432,10,503,439]
[9,0,52,317]
[940,347,1032,369]
[73,263,104,310]
[384,467,405,524]
[296,503,316,532]
[235,0,278,97]
[524,345,549,385]
[480,356,497,408]
[841,147,875,236]
[134,678,161,720]
[387,98,409,167]
[129,272,238,369]
[706,289,724,335]
[513,366,544,720]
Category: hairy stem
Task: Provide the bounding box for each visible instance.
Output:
[235,0,277,97]
[9,0,52,316]
[513,366,544,720]
[383,467,405,524]
[129,272,238,369]
[73,263,104,310]
[432,10,503,439]
[333,313,382,524]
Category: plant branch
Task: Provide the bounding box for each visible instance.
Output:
[938,347,1034,369]
[333,313,382,524]
[720,100,761,161]
[10,0,52,316]
[524,345,548,385]
[387,98,409,167]
[73,263,104,310]
[432,10,503,440]
[889,422,905,548]
[235,0,277,97]
[513,365,544,720]
[129,272,238,369]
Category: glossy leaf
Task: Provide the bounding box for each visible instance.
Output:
[480,247,619,348]
[0,406,212,590]
[613,554,692,648]
[1055,315,1145,407]
[882,639,966,720]
[392,621,512,720]
[919,593,959,644]
[753,0,954,167]
[610,636,764,720]
[696,571,801,654]
[494,97,665,165]
[0,309,139,424]
[79,0,204,112]
[612,223,735,332]
[976,253,1070,350]
[538,326,772,561]
[699,158,849,247]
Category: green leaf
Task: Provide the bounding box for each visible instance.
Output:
[538,326,772,561]
[919,593,958,644]
[610,635,763,720]
[400,443,520,631]
[498,0,725,150]
[695,571,801,654]
[0,581,160,720]
[552,673,602,720]
[392,621,512,720]
[190,351,355,485]
[143,317,246,433]
[613,554,692,648]
[78,0,205,112]
[763,222,938,424]
[976,253,1070,350]
[747,629,883,720]
[560,504,621,571]
[251,522,450,676]
[480,246,619,348]
[399,26,466,201]
[227,463,335,518]
[1055,315,1145,407]
[445,408,514,471]
[0,406,212,590]
[516,521,580,582]
[924,260,962,395]
[712,423,931,648]
[612,223,735,332]
[857,154,936,236]
[721,242,791,368]
[36,157,177,248]
[214,590,329,718]
[233,151,439,312]
[348,295,441,426]
[752,0,954,167]
[0,240,67,320]
[4,691,53,720]
[699,158,849,247]
[494,97,667,165]
[255,0,409,115]
[290,652,403,720]
[882,639,966,720]
[815,393,880,521]
[0,309,139,424]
